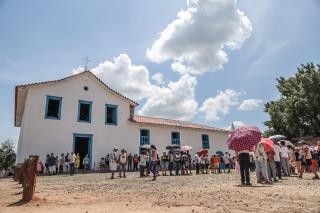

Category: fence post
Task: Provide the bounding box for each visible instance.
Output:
[22,155,38,202]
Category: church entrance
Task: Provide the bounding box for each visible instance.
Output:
[73,134,92,170]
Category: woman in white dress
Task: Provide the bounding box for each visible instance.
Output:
[109,146,119,179]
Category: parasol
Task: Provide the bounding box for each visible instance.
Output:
[227,126,262,152]
[260,138,274,152]
[180,145,192,151]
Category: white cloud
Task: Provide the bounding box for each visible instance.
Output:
[151,72,165,85]
[146,0,252,75]
[139,74,198,121]
[91,54,155,101]
[239,99,263,111]
[77,54,198,121]
[199,89,241,121]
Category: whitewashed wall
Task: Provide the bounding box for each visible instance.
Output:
[16,72,231,168]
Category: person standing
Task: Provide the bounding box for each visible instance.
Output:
[255,143,271,184]
[236,149,252,186]
[109,147,119,179]
[37,159,42,176]
[223,153,231,173]
[48,153,56,176]
[139,150,147,177]
[127,153,133,172]
[161,152,169,176]
[280,141,290,176]
[195,152,201,174]
[187,151,192,174]
[75,153,81,172]
[204,154,210,174]
[118,149,128,178]
[59,153,64,174]
[168,150,175,176]
[133,154,139,171]
[175,151,181,176]
[83,154,90,172]
[273,141,282,180]
[55,156,59,175]
[299,145,319,179]
[45,154,50,175]
[64,153,70,173]
[150,145,158,181]
[69,151,76,176]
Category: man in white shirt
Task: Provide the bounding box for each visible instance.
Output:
[68,151,76,176]
[280,141,290,176]
[223,153,231,173]
[273,141,282,179]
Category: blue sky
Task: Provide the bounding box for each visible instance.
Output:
[1,0,320,148]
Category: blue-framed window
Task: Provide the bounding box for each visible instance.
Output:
[77,100,92,123]
[45,96,62,120]
[140,129,150,146]
[202,134,210,149]
[105,104,117,125]
[171,132,180,145]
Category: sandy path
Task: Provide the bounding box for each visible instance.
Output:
[0,171,319,213]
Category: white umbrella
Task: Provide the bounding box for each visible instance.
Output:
[180,145,192,151]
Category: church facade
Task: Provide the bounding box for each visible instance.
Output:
[15,71,231,169]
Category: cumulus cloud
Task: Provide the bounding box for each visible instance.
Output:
[146,0,252,75]
[226,120,246,130]
[90,54,155,101]
[199,89,241,121]
[151,72,165,85]
[239,99,263,111]
[76,54,198,120]
[139,74,198,120]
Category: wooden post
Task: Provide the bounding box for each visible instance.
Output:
[22,155,38,202]
[20,160,27,185]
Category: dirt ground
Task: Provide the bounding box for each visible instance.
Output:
[0,171,319,213]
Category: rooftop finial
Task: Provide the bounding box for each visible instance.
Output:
[82,56,91,71]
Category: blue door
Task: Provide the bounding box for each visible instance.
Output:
[73,134,93,170]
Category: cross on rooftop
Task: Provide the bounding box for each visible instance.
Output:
[82,56,91,71]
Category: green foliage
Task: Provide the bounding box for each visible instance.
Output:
[0,139,16,170]
[264,63,320,139]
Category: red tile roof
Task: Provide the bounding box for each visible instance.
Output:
[132,115,230,132]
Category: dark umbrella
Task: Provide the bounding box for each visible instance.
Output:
[227,126,262,152]
[166,145,180,150]
[269,135,287,142]
[216,151,224,156]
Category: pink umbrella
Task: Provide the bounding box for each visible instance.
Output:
[227,126,262,152]
[198,149,208,157]
[180,145,192,151]
[260,138,274,152]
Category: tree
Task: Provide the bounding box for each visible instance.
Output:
[0,139,16,170]
[264,63,320,139]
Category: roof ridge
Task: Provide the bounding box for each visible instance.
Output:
[15,70,138,106]
[133,115,229,132]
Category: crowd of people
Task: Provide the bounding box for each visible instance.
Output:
[33,141,320,186]
[236,140,320,186]
[105,146,236,181]
[36,151,90,176]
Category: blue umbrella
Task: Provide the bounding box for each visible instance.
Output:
[216,151,224,156]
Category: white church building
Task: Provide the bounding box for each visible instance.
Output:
[15,71,231,169]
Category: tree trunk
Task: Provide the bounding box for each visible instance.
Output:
[22,155,38,202]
